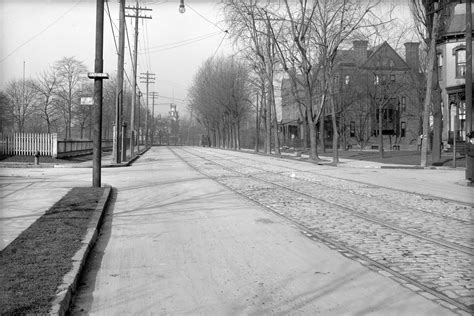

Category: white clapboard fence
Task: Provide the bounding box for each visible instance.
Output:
[1,133,58,157]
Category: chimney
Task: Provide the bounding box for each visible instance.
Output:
[404,42,420,71]
[353,40,368,66]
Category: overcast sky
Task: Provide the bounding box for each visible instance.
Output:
[0,0,232,116]
[0,0,415,117]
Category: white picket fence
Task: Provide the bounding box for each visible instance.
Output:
[1,133,58,157]
[1,133,114,158]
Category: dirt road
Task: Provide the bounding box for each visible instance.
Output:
[70,147,455,315]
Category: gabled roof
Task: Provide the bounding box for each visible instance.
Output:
[360,41,409,71]
[445,3,474,36]
[334,49,357,66]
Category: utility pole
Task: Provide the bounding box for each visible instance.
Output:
[466,0,472,135]
[89,0,108,187]
[137,91,142,151]
[465,0,473,183]
[140,71,155,147]
[150,91,159,146]
[113,0,126,164]
[126,2,151,158]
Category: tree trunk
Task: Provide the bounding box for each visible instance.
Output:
[331,96,339,164]
[237,121,241,150]
[255,93,259,152]
[421,2,440,167]
[265,82,272,155]
[307,106,318,160]
[431,60,443,162]
[269,82,280,156]
[319,117,325,153]
[378,104,384,158]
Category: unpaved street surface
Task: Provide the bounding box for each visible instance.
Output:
[71,146,472,315]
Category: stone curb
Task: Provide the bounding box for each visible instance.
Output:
[49,186,112,316]
[241,148,467,170]
[0,162,56,168]
[0,147,150,169]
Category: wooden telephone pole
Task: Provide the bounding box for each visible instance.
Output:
[140,71,155,147]
[90,0,106,187]
[149,91,159,146]
[126,2,151,158]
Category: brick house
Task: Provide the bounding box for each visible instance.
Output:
[280,40,424,150]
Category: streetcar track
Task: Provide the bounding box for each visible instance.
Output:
[213,148,474,208]
[169,147,473,314]
[198,148,473,224]
[180,147,474,255]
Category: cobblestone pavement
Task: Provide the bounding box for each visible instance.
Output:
[171,147,474,315]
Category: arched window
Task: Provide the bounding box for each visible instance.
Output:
[437,53,443,80]
[455,49,466,78]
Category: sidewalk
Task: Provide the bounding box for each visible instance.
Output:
[70,147,454,315]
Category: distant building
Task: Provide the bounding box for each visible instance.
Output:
[168,103,180,145]
[437,2,474,148]
[280,40,423,150]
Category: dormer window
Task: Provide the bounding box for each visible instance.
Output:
[374,74,380,85]
[344,75,350,85]
[455,49,466,78]
[401,96,406,111]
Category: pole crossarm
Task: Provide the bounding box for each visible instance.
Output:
[125,4,152,20]
[140,71,155,147]
[140,72,156,84]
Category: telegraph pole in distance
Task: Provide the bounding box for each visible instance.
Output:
[140,71,155,147]
[126,1,151,158]
[137,91,142,151]
[113,0,126,164]
[150,91,159,146]
[89,0,108,187]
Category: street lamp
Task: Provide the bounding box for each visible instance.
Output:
[179,0,185,14]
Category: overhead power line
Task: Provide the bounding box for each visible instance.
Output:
[0,0,82,63]
[141,31,220,51]
[185,3,228,33]
[212,32,228,59]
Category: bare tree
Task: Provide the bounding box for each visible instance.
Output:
[75,82,94,139]
[257,0,381,163]
[102,75,118,140]
[0,91,13,134]
[410,0,451,165]
[32,69,60,134]
[54,57,87,139]
[189,56,252,149]
[4,79,38,133]
[224,1,281,155]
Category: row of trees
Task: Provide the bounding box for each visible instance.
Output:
[1,57,88,138]
[220,0,394,163]
[185,0,444,164]
[188,57,252,149]
[0,56,153,142]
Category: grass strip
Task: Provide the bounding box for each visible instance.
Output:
[0,187,106,314]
